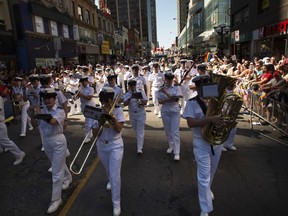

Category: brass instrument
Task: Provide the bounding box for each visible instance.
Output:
[202,73,243,145]
[69,93,121,175]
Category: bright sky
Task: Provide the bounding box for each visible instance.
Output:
[95,0,178,49]
[156,0,177,49]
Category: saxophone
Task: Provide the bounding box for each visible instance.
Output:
[202,73,243,145]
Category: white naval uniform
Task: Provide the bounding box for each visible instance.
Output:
[128,75,147,92]
[0,96,23,160]
[124,90,147,151]
[67,78,81,115]
[157,85,182,155]
[148,71,165,115]
[38,104,72,202]
[80,85,96,139]
[13,86,33,135]
[174,67,192,113]
[182,98,223,214]
[94,107,125,209]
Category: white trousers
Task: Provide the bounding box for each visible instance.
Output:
[161,111,181,154]
[43,134,72,201]
[180,85,190,113]
[84,117,94,139]
[129,111,146,151]
[223,128,236,149]
[20,101,32,134]
[151,87,161,114]
[0,122,22,158]
[193,139,223,213]
[96,138,123,208]
[68,98,81,115]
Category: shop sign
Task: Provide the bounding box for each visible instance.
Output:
[263,20,288,37]
[235,30,240,42]
[101,41,110,54]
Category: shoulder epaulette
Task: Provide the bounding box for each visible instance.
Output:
[189,96,198,101]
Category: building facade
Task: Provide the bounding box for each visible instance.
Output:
[106,0,157,58]
[230,0,288,60]
[7,0,77,70]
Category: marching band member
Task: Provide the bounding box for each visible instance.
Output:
[174,59,193,114]
[128,64,147,95]
[148,62,165,117]
[39,74,69,128]
[123,65,131,93]
[0,85,26,165]
[123,79,148,154]
[115,63,125,90]
[12,77,33,137]
[66,73,81,116]
[76,76,96,143]
[95,68,106,96]
[157,71,183,160]
[92,86,125,216]
[182,75,224,216]
[29,88,72,214]
[105,72,124,104]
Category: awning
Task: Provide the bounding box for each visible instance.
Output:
[198,30,217,41]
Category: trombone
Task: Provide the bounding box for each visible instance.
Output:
[69,93,121,175]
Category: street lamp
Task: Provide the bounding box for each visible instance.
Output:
[173,18,188,55]
[214,24,230,56]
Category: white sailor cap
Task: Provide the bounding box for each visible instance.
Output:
[14,76,23,81]
[40,88,57,97]
[101,86,114,93]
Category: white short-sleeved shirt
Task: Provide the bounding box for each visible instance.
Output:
[80,85,96,110]
[128,75,146,91]
[38,104,65,136]
[148,72,165,88]
[93,107,125,141]
[157,85,182,113]
[182,99,206,140]
[124,90,148,113]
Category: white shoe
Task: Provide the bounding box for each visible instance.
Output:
[137,149,143,154]
[84,138,91,143]
[62,178,72,190]
[222,147,227,152]
[19,133,26,137]
[28,126,33,131]
[106,182,111,191]
[211,191,215,200]
[113,206,121,216]
[154,110,158,115]
[174,154,180,161]
[200,211,209,216]
[166,147,173,154]
[48,167,52,172]
[47,199,62,214]
[227,146,237,151]
[41,147,45,152]
[66,149,70,157]
[13,151,25,165]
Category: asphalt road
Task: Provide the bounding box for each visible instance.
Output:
[1,104,288,216]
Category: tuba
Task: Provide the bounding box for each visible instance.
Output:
[202,73,243,145]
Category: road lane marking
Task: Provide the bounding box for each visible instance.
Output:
[59,157,100,216]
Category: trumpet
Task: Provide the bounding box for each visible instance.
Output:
[69,93,121,175]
